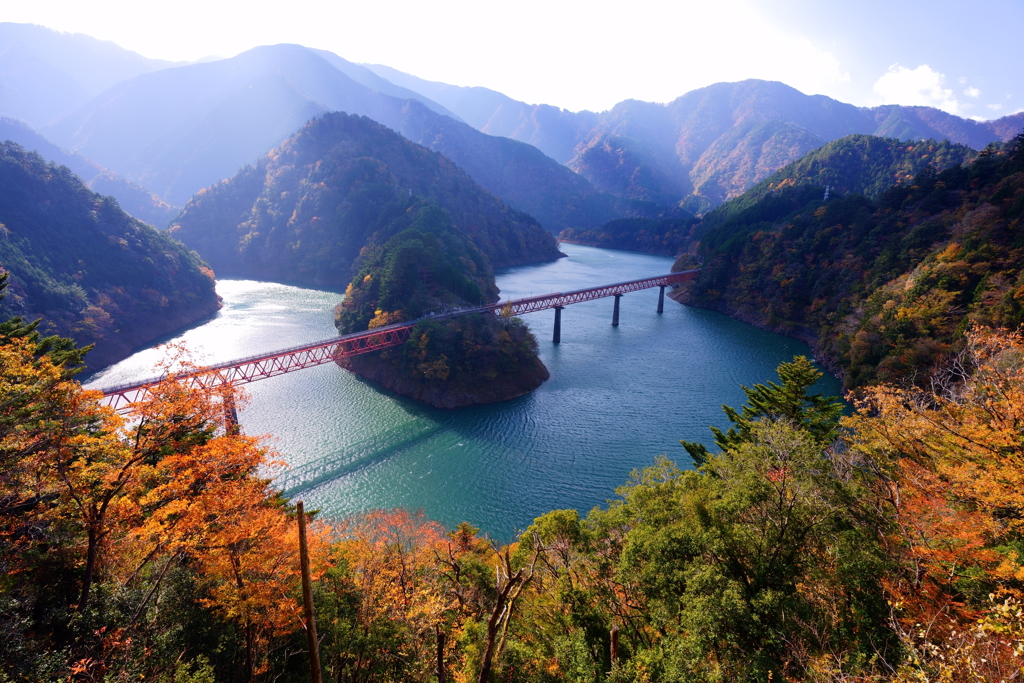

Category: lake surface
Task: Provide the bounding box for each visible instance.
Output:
[86,243,841,540]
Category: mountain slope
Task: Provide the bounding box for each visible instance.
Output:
[309,49,462,121]
[0,22,181,128]
[43,44,623,231]
[0,142,218,370]
[0,117,179,227]
[698,135,979,231]
[168,112,562,287]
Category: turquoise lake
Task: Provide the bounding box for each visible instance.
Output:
[86,243,841,540]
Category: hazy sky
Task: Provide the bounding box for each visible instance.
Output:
[4,0,1020,118]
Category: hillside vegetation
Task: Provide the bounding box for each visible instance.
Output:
[170,112,563,288]
[0,142,218,369]
[559,216,696,256]
[677,132,1024,389]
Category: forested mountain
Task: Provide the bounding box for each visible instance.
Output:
[675,133,1024,389]
[698,135,978,228]
[41,44,625,231]
[169,112,562,287]
[0,22,182,128]
[15,22,1021,233]
[0,142,218,369]
[0,117,179,227]
[568,81,1022,213]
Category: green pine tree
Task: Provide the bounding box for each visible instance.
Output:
[682,355,843,466]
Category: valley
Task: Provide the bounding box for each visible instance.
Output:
[3,15,1024,683]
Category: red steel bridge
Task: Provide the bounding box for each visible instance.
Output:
[97,270,698,410]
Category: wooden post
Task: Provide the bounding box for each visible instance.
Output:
[297,501,323,683]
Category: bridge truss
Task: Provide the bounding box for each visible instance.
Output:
[97,270,698,410]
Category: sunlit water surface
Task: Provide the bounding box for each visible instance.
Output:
[86,244,840,540]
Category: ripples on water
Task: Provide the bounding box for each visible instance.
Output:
[86,244,841,540]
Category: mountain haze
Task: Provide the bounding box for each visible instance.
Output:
[364,63,598,164]
[561,134,979,255]
[0,22,182,128]
[43,44,624,231]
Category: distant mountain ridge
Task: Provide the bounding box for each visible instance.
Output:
[365,69,1024,212]
[7,24,1023,235]
[559,134,978,256]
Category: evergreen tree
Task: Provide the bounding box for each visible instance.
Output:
[682,355,843,466]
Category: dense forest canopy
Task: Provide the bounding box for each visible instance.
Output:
[0,142,218,369]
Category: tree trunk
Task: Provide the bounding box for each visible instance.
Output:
[478,550,533,683]
[436,626,447,683]
[78,524,100,612]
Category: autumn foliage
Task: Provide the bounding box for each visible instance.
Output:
[4,274,1024,681]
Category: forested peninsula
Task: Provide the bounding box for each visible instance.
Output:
[0,142,219,370]
[675,133,1024,389]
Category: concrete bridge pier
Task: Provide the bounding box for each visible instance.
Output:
[553,306,563,344]
[657,285,666,314]
[612,294,622,326]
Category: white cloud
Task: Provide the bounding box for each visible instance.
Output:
[871,64,965,115]
[988,103,1004,111]
[964,87,981,98]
